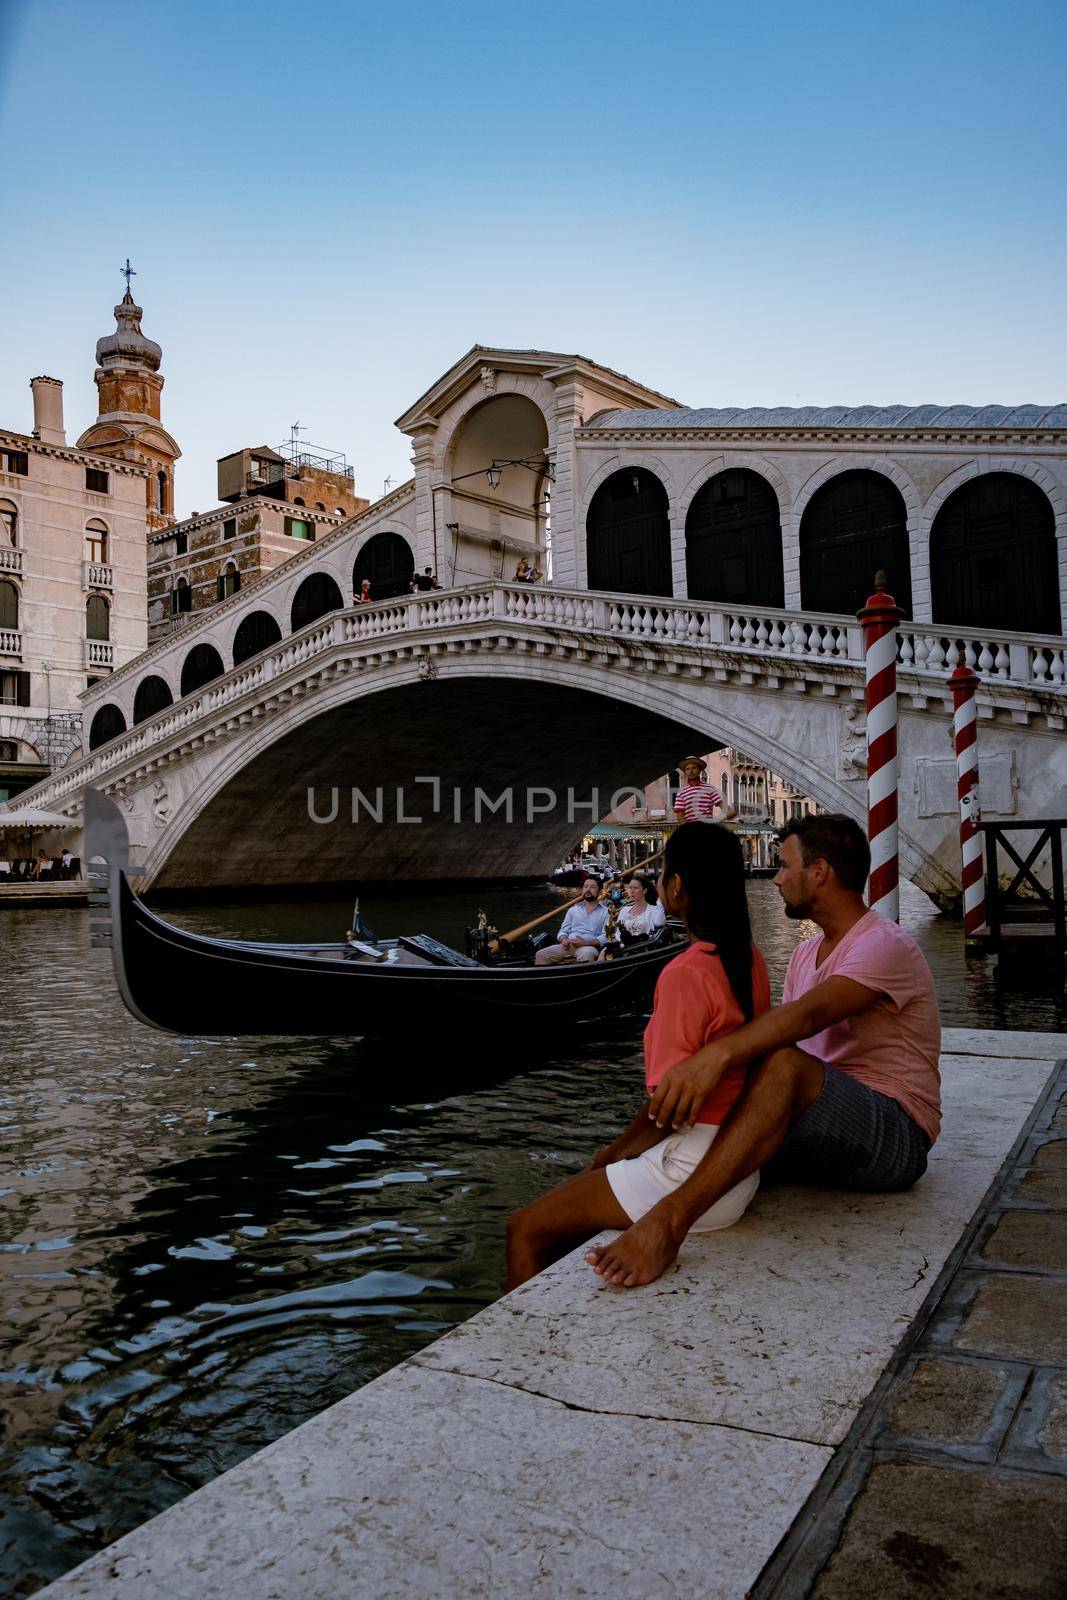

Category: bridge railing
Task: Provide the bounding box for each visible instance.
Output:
[6,583,1065,816]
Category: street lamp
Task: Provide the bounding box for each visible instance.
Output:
[486,463,503,489]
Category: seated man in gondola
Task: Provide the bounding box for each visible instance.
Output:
[534,877,609,965]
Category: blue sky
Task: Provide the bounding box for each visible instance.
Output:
[1,0,1064,517]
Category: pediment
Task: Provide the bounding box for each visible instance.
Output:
[394,345,680,435]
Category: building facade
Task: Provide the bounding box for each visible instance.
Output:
[0,378,149,799]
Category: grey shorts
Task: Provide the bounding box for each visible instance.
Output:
[763,1062,931,1192]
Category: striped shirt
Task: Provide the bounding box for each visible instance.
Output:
[673,781,724,822]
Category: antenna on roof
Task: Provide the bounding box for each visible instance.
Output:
[289,421,306,457]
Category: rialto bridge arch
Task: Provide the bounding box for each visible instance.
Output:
[19,584,1067,907]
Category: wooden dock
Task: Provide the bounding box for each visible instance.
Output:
[967,819,1066,970]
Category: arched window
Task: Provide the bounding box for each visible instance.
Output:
[180,643,225,696]
[291,572,344,632]
[314,502,325,512]
[156,471,168,514]
[233,610,282,666]
[930,473,1060,634]
[685,469,784,606]
[86,594,110,641]
[89,704,126,750]
[133,675,174,724]
[799,471,912,617]
[171,577,191,615]
[293,497,305,507]
[85,520,109,565]
[0,579,18,630]
[353,532,415,602]
[586,468,672,597]
[216,561,240,601]
[0,501,17,547]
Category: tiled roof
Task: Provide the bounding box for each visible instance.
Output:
[584,403,1067,431]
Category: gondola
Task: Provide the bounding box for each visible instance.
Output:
[85,788,685,1037]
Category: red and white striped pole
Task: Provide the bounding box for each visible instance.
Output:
[858,572,904,921]
[951,663,986,937]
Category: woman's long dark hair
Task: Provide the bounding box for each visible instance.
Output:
[632,872,659,906]
[662,823,755,1020]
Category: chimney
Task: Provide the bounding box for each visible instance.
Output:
[31,376,66,446]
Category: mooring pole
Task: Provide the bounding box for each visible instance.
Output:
[858,572,904,921]
[950,663,986,938]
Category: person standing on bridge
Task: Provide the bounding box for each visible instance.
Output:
[673,756,737,824]
[586,814,942,1287]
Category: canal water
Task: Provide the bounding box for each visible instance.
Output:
[1,881,1063,1597]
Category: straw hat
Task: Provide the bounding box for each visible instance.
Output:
[679,755,707,772]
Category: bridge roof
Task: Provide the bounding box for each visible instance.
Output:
[584,403,1067,431]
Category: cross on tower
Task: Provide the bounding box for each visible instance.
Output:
[121,258,136,292]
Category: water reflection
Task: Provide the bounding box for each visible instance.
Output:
[0,881,1062,1595]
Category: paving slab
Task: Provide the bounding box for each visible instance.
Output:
[881,1356,1015,1447]
[939,1028,1065,1060]
[807,1462,1067,1600]
[35,1363,831,1600]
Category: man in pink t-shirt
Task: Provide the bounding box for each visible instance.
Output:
[587,814,943,1289]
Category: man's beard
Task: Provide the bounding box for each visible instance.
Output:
[783,897,814,921]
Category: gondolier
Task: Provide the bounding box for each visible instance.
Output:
[673,756,737,824]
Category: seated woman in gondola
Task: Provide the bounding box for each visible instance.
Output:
[598,872,665,959]
[505,823,769,1289]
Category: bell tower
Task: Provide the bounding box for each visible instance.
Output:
[77,263,181,531]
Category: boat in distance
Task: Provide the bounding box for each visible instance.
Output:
[84,788,685,1037]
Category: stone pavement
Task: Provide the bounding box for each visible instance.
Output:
[755,1044,1067,1600]
[33,1030,1065,1600]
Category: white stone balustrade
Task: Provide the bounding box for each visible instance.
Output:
[85,640,114,669]
[0,628,22,656]
[0,546,22,575]
[83,560,113,590]
[8,581,1066,822]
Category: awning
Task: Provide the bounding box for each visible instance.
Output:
[583,824,671,841]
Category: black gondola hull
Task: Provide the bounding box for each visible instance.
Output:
[111,872,683,1036]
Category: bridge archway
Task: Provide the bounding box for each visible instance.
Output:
[89,703,126,750]
[444,393,551,579]
[800,470,912,617]
[140,651,952,904]
[180,643,225,697]
[291,572,344,633]
[353,532,415,602]
[685,468,784,606]
[133,675,173,725]
[586,468,672,598]
[930,472,1060,634]
[233,610,283,667]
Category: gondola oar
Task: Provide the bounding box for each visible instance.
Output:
[492,844,667,947]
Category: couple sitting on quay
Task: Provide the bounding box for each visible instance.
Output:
[508,814,941,1290]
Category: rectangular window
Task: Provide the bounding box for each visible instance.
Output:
[222,518,236,541]
[285,517,314,541]
[86,467,110,494]
[174,532,188,555]
[0,670,30,706]
[2,451,29,476]
[87,676,102,690]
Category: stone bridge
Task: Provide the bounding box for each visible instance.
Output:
[14,576,1067,906]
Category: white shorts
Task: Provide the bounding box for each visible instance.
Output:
[605,1123,760,1233]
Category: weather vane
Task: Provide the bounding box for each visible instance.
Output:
[121,258,136,292]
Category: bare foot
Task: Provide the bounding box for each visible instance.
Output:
[585,1210,686,1287]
